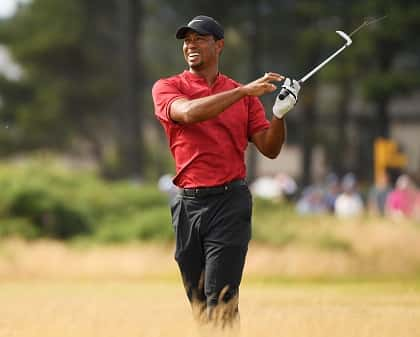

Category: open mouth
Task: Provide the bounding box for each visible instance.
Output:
[188,52,200,62]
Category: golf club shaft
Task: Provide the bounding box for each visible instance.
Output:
[278,30,352,100]
[277,17,386,101]
[299,44,349,83]
[278,44,349,99]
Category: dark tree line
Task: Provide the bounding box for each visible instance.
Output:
[0,0,420,183]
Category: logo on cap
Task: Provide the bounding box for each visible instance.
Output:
[188,19,204,26]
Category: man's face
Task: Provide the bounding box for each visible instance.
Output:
[182,31,223,70]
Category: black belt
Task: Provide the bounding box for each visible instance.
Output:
[181,179,247,198]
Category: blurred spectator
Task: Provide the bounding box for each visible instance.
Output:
[334,173,364,218]
[274,172,298,200]
[323,172,341,213]
[385,174,418,220]
[251,173,297,200]
[413,191,420,221]
[158,174,179,203]
[367,172,392,216]
[296,186,328,215]
[250,175,282,199]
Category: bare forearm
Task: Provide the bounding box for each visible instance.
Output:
[171,87,246,124]
[252,117,286,159]
[170,72,284,124]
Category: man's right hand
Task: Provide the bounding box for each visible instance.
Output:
[241,72,284,96]
[169,72,284,124]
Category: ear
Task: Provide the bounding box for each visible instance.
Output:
[216,39,224,54]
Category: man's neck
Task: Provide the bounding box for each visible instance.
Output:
[189,66,219,86]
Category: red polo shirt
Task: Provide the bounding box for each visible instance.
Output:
[152,70,270,188]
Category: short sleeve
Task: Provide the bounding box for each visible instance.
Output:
[247,96,270,137]
[152,79,188,123]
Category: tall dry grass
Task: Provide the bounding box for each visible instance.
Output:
[0,281,419,337]
[248,219,420,280]
[0,239,176,281]
[1,218,420,281]
[1,221,420,337]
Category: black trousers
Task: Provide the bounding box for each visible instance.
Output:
[170,180,252,325]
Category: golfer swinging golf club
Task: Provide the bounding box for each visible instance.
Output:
[152,15,300,328]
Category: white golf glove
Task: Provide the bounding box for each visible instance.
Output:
[272,78,301,119]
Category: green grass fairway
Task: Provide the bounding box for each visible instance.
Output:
[1,280,419,337]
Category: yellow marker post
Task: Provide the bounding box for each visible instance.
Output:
[374,138,408,186]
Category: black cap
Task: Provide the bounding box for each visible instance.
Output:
[176,15,224,40]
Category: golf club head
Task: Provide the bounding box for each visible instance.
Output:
[336,30,352,46]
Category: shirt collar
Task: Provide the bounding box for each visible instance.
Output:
[182,70,223,86]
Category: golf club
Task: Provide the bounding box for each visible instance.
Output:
[277,16,387,100]
[278,30,352,100]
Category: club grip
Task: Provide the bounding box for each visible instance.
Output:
[277,87,290,100]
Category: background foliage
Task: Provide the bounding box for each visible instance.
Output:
[0,156,418,247]
[0,156,172,241]
[0,0,420,183]
[0,1,420,242]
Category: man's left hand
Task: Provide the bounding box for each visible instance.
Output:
[272,78,300,119]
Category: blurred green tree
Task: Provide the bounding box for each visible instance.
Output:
[360,0,420,137]
[1,0,419,185]
[322,1,420,180]
[0,0,145,179]
[0,0,90,151]
[288,1,331,185]
[116,0,145,179]
[290,0,420,181]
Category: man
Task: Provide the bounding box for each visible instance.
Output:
[152,15,300,327]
